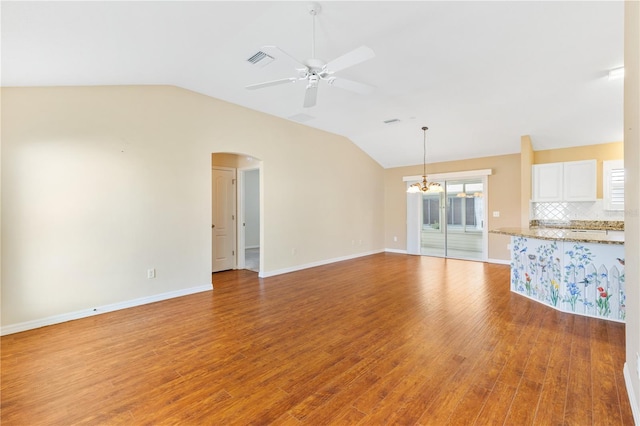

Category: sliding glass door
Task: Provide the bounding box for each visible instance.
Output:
[421,179,485,260]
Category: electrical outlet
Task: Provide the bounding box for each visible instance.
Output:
[147,268,156,279]
[492,211,500,218]
[393,236,398,242]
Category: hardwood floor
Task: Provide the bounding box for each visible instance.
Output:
[1,253,633,425]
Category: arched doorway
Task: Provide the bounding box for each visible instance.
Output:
[211,152,262,274]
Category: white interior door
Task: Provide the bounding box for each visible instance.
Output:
[212,168,235,272]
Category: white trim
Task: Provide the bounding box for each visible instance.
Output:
[0,285,212,336]
[624,363,640,425]
[385,248,408,254]
[406,189,422,255]
[236,167,247,270]
[403,168,493,182]
[481,175,489,261]
[487,258,511,265]
[259,250,384,278]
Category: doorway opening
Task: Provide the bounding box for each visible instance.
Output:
[421,178,485,260]
[406,169,491,261]
[211,153,262,275]
[238,167,260,273]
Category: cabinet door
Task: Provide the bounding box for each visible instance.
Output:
[532,163,563,201]
[563,160,596,201]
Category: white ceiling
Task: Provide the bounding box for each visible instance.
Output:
[1,1,624,168]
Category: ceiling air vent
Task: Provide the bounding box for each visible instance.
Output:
[383,118,401,125]
[247,51,275,67]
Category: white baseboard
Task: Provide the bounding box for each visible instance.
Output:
[1,284,212,336]
[386,250,510,265]
[624,362,640,425]
[385,248,408,254]
[259,249,385,278]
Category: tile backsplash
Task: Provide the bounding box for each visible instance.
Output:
[531,199,624,222]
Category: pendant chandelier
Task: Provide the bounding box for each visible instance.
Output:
[407,126,443,193]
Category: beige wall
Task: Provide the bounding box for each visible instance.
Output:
[384,153,521,261]
[1,85,385,328]
[624,1,640,417]
[533,141,623,198]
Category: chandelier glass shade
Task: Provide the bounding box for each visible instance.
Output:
[407,126,444,194]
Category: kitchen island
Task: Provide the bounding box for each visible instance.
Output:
[492,227,625,322]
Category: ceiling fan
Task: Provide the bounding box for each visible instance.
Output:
[245,2,375,108]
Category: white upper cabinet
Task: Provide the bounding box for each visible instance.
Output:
[532,162,564,201]
[563,160,597,201]
[532,160,596,202]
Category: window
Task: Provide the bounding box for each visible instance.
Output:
[422,182,484,232]
[422,195,440,229]
[603,160,624,211]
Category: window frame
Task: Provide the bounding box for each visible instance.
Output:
[603,159,624,211]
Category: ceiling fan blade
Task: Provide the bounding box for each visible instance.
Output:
[303,84,318,108]
[246,77,298,90]
[328,77,375,95]
[261,45,307,71]
[323,45,375,74]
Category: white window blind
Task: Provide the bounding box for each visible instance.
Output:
[603,160,624,211]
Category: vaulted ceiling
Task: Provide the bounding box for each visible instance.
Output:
[1,1,624,168]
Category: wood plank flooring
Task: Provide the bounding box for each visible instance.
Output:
[1,253,634,425]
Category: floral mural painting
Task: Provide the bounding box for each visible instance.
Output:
[535,241,561,306]
[510,237,625,323]
[563,244,593,313]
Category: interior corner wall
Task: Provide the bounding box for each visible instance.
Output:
[0,85,385,329]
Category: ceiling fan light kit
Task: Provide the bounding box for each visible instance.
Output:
[245,2,375,108]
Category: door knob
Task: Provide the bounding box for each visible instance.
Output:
[212,224,215,228]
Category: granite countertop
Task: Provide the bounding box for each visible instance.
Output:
[490,227,624,245]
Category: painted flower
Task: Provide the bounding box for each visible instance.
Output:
[549,279,560,307]
[564,281,581,312]
[524,273,533,295]
[596,286,612,317]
